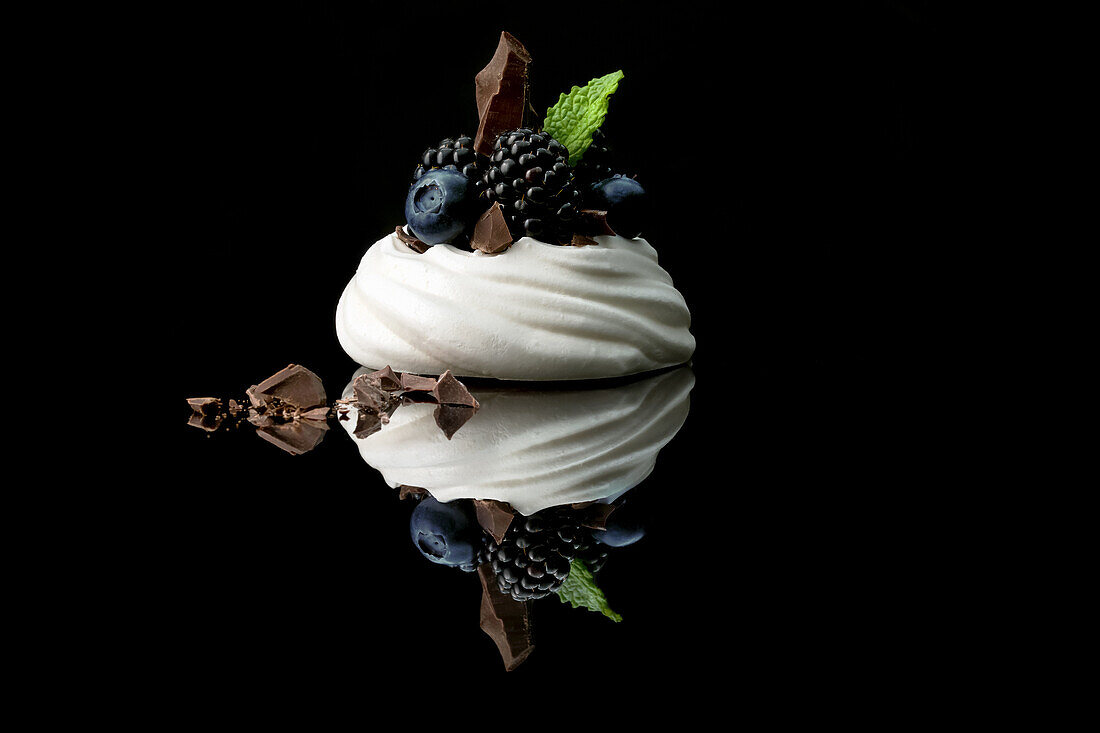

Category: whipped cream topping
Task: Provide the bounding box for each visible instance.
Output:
[338,366,694,515]
[335,231,695,380]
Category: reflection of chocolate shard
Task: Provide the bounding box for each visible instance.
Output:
[398,485,428,500]
[478,565,534,671]
[300,406,330,421]
[353,409,383,439]
[434,404,476,439]
[247,408,274,427]
[246,364,327,411]
[394,225,429,254]
[187,411,223,432]
[364,366,403,392]
[470,202,514,254]
[255,419,329,455]
[473,32,532,155]
[474,499,514,544]
[399,372,437,393]
[432,370,480,408]
[579,503,617,531]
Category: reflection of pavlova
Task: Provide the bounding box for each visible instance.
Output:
[339,365,693,515]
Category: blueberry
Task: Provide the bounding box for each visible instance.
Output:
[593,501,646,547]
[587,175,649,239]
[404,168,477,245]
[409,497,482,570]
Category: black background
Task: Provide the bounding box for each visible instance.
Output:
[138,0,944,709]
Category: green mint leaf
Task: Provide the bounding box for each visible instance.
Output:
[544,70,625,165]
[555,559,623,622]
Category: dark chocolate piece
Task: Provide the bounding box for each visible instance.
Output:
[255,419,329,456]
[186,397,222,416]
[364,366,403,392]
[394,225,429,254]
[300,406,330,421]
[473,32,532,156]
[576,209,616,237]
[470,202,514,254]
[398,485,429,501]
[570,233,598,247]
[579,503,618,531]
[474,500,515,544]
[431,370,480,408]
[399,372,438,393]
[478,565,534,671]
[352,375,397,415]
[246,364,327,411]
[433,404,474,439]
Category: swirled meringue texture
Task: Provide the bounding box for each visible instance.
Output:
[335,231,695,380]
[339,366,694,515]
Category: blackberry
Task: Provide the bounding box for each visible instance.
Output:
[413,135,488,194]
[482,128,584,243]
[573,128,614,187]
[482,509,603,600]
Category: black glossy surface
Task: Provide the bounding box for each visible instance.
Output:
[146,0,942,704]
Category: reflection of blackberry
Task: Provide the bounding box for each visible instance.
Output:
[482,128,583,243]
[573,128,614,186]
[482,511,600,600]
[414,135,488,193]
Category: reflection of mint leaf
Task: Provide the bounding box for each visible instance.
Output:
[555,559,622,622]
[544,71,624,165]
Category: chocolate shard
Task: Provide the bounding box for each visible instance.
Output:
[579,503,618,531]
[395,225,429,254]
[473,32,532,156]
[434,404,476,439]
[576,209,616,237]
[255,420,329,456]
[245,364,327,411]
[186,397,222,416]
[431,370,480,408]
[478,565,534,671]
[399,372,438,393]
[474,499,515,544]
[398,485,429,501]
[470,202,514,254]
[364,366,403,393]
[352,375,397,415]
[570,233,598,247]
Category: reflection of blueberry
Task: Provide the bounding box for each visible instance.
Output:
[594,501,645,547]
[587,175,649,239]
[404,168,477,245]
[409,497,482,570]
